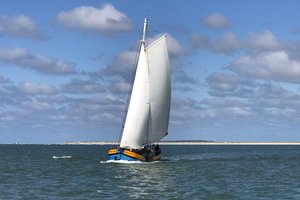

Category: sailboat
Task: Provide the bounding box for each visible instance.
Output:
[108,18,171,162]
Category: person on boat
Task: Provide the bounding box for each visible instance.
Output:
[155,144,160,151]
[144,146,151,155]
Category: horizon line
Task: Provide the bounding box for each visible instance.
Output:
[63,141,300,145]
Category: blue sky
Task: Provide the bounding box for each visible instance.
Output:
[1,0,300,143]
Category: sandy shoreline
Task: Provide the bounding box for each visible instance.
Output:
[64,141,300,145]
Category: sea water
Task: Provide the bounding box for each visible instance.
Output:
[0,145,300,199]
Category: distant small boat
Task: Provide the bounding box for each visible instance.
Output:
[108,18,171,162]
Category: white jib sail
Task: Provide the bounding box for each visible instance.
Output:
[120,43,150,149]
[120,35,170,149]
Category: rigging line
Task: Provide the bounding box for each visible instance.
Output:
[146,102,151,145]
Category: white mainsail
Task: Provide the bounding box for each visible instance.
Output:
[147,35,171,143]
[120,34,170,149]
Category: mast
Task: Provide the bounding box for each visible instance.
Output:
[119,18,149,148]
[120,18,170,149]
[142,18,147,44]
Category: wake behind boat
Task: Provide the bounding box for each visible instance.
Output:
[108,18,171,162]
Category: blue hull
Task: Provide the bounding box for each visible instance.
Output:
[108,150,137,161]
[108,146,161,162]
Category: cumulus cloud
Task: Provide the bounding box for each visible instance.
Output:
[204,55,300,122]
[165,34,186,57]
[0,76,10,84]
[206,73,250,92]
[0,75,126,138]
[0,76,27,105]
[61,79,106,94]
[201,29,300,125]
[20,82,56,95]
[204,78,300,119]
[109,80,131,94]
[256,83,299,100]
[231,51,300,82]
[189,34,210,49]
[102,50,136,80]
[214,32,243,54]
[174,70,197,84]
[22,100,52,111]
[189,32,243,54]
[202,13,229,29]
[171,97,208,125]
[248,30,281,53]
[0,47,76,75]
[0,15,45,39]
[102,33,185,81]
[57,4,132,35]
[202,97,253,117]
[205,72,296,101]
[245,30,300,60]
[46,95,126,128]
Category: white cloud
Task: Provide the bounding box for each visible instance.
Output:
[189,34,209,49]
[61,79,106,94]
[189,32,243,54]
[203,80,300,122]
[202,13,229,29]
[174,70,197,84]
[171,97,209,125]
[248,30,281,52]
[0,114,17,122]
[102,33,185,82]
[0,47,28,60]
[206,73,249,92]
[256,84,298,100]
[57,4,132,35]
[204,59,300,122]
[22,100,52,111]
[0,15,44,39]
[0,76,28,105]
[214,32,243,54]
[200,97,255,120]
[109,80,131,94]
[0,76,127,137]
[231,51,300,82]
[165,34,186,57]
[102,50,136,80]
[21,82,56,95]
[0,47,76,75]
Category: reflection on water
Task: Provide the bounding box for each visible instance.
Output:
[98,154,183,199]
[99,145,300,199]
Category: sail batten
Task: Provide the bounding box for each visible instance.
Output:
[120,34,170,149]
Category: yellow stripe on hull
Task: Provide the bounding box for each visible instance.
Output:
[124,150,146,161]
[108,148,117,154]
[108,148,146,161]
[108,147,161,162]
